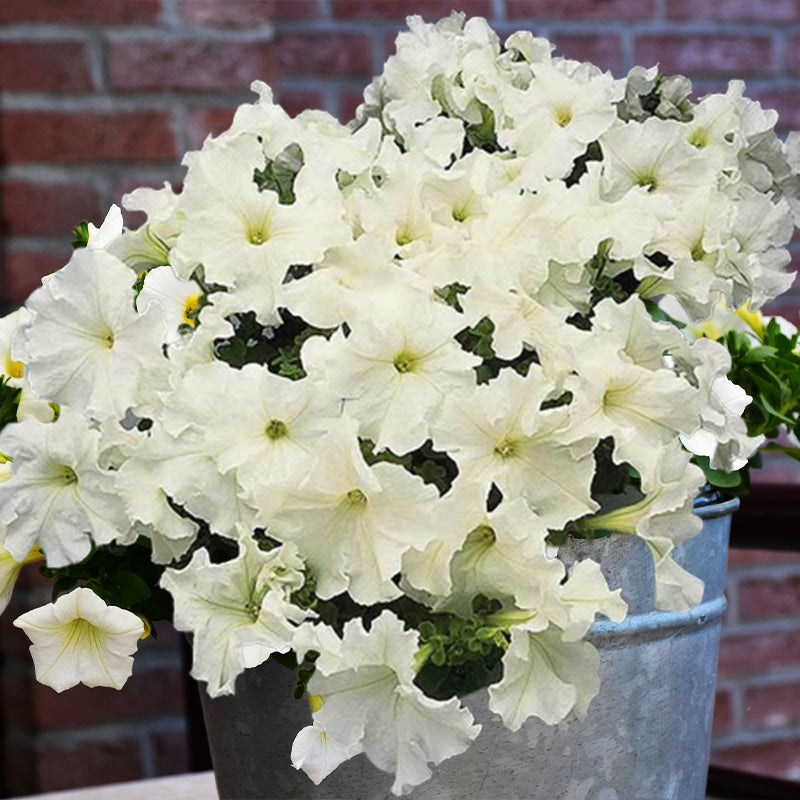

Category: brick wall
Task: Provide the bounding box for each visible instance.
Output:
[1,0,800,794]
[0,565,190,797]
[714,548,800,782]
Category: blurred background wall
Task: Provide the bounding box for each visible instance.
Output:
[1,0,800,795]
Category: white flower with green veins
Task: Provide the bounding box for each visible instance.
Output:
[306,610,480,796]
[161,535,309,698]
[0,410,132,567]
[13,587,144,692]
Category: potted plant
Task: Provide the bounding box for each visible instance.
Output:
[1,13,799,800]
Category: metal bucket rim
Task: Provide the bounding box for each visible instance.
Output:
[693,494,740,521]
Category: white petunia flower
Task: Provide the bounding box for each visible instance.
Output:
[163,361,336,498]
[172,134,349,324]
[257,419,439,605]
[488,625,600,731]
[13,587,143,692]
[161,536,310,697]
[137,266,203,345]
[307,610,480,796]
[109,183,180,273]
[291,719,363,785]
[317,290,479,455]
[87,205,123,250]
[577,443,706,611]
[0,307,29,386]
[13,248,166,419]
[600,117,717,213]
[432,368,598,529]
[0,410,131,567]
[439,497,565,616]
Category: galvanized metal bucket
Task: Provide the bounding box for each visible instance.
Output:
[200,496,737,800]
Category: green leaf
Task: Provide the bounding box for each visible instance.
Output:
[464,102,499,153]
[253,143,305,204]
[71,220,90,249]
[0,377,22,431]
[692,455,743,489]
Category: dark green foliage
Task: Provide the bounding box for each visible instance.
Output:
[71,220,90,249]
[253,143,305,204]
[725,319,800,442]
[360,438,458,497]
[565,141,603,188]
[413,611,507,700]
[456,316,540,384]
[40,537,173,637]
[434,282,469,312]
[213,309,328,380]
[0,378,22,432]
[464,102,499,153]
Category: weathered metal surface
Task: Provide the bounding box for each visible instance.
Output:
[201,497,737,800]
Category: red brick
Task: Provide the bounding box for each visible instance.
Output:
[28,667,185,729]
[189,107,237,150]
[667,0,800,22]
[718,629,800,677]
[2,742,36,797]
[784,36,800,74]
[712,737,800,782]
[713,689,734,733]
[333,0,493,18]
[339,90,364,124]
[3,250,66,305]
[551,33,624,74]
[0,181,101,237]
[728,548,800,567]
[277,89,326,118]
[181,0,319,22]
[38,737,145,792]
[0,111,177,164]
[0,0,161,24]
[506,0,656,20]
[152,731,190,776]
[739,575,800,620]
[276,32,373,77]
[109,39,274,92]
[0,671,35,730]
[634,35,775,77]
[745,682,800,728]
[0,42,92,93]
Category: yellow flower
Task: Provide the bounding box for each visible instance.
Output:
[0,542,44,615]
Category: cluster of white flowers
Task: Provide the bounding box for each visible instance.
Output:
[1,14,798,795]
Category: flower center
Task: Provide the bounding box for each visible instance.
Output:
[183,294,201,326]
[688,128,709,148]
[493,437,518,459]
[553,106,573,128]
[393,351,416,374]
[471,524,497,545]
[247,218,271,245]
[265,419,288,440]
[54,465,78,486]
[635,171,658,192]
[346,488,368,506]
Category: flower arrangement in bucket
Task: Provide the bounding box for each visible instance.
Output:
[2,12,800,797]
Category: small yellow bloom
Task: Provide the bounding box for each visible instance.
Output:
[1,543,44,615]
[734,301,764,341]
[308,693,323,713]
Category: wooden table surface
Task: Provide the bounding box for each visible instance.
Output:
[11,772,218,800]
